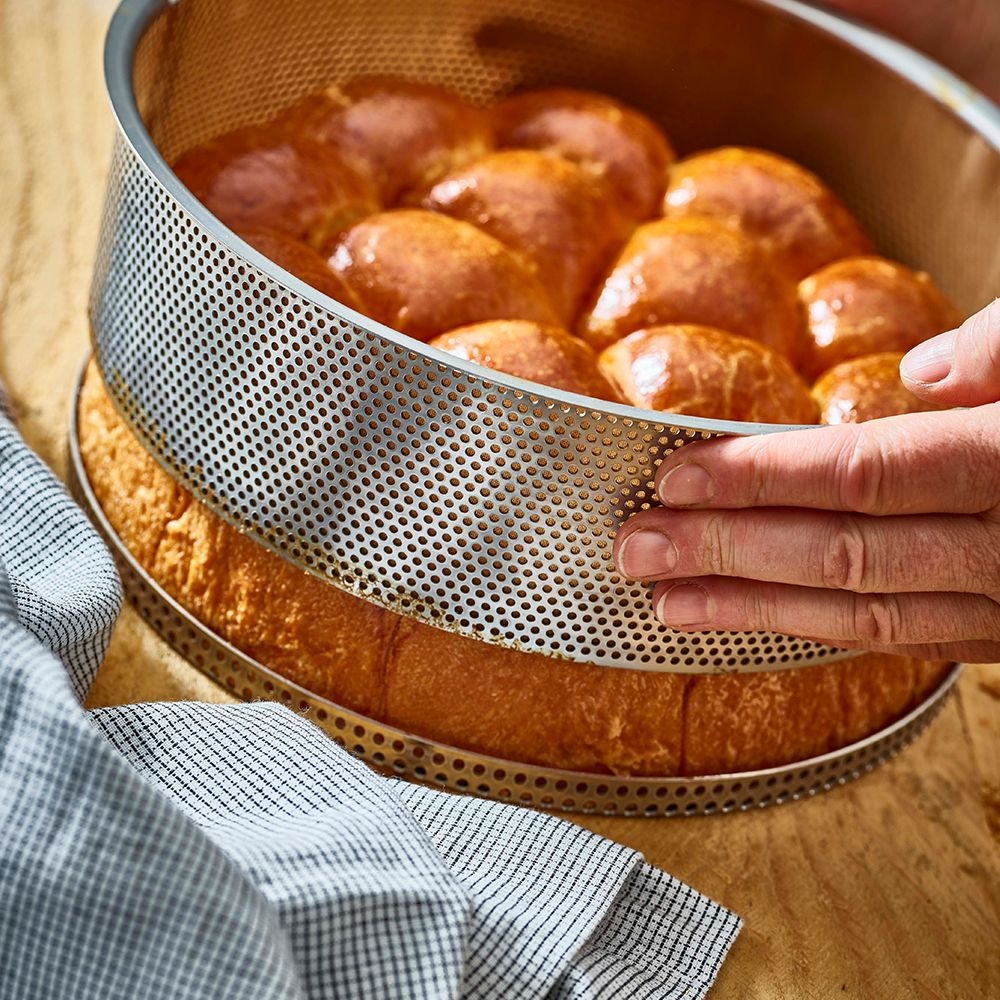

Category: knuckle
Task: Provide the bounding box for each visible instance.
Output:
[749,587,780,632]
[979,519,1000,590]
[835,429,891,514]
[821,517,874,592]
[969,544,1000,597]
[744,437,781,505]
[702,513,739,576]
[851,593,905,645]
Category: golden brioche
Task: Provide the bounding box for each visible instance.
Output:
[237,229,363,309]
[682,656,947,775]
[278,76,492,206]
[798,255,961,379]
[812,351,950,424]
[422,150,629,325]
[430,320,622,401]
[578,216,804,360]
[172,126,378,253]
[326,209,560,342]
[138,78,958,782]
[663,146,873,280]
[492,87,675,221]
[78,361,950,776]
[598,324,818,424]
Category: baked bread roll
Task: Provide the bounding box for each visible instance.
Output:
[278,76,492,205]
[812,351,950,424]
[137,78,958,782]
[578,216,804,360]
[172,126,378,253]
[430,320,622,401]
[491,87,675,221]
[662,146,873,279]
[327,209,560,341]
[599,324,817,423]
[422,150,629,325]
[78,361,950,776]
[798,256,961,379]
[237,229,363,309]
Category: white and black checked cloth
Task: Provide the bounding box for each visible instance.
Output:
[0,397,740,999]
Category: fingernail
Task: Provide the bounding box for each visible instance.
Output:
[899,330,956,385]
[617,530,678,578]
[659,464,715,506]
[656,583,713,627]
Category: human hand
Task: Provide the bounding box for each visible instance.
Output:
[613,298,1000,662]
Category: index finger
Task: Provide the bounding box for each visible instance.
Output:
[654,403,1000,515]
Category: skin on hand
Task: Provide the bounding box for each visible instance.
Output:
[613,298,1000,662]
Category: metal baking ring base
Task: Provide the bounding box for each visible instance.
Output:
[68,371,961,817]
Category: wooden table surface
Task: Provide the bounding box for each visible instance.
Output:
[1,2,997,996]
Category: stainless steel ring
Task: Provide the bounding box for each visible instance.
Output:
[68,355,961,816]
[91,0,1000,671]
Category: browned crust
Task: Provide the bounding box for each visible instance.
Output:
[663,146,873,280]
[277,76,493,206]
[812,351,950,424]
[327,209,560,341]
[578,216,805,363]
[598,324,818,424]
[430,320,622,402]
[422,150,629,326]
[491,87,675,221]
[172,126,378,254]
[798,256,962,380]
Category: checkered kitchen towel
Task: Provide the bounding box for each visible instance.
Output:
[0,398,740,999]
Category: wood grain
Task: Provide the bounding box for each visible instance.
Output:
[0,2,997,996]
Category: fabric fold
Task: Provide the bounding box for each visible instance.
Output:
[0,577,303,1000]
[400,785,740,999]
[550,864,742,999]
[0,413,120,700]
[0,399,740,999]
[92,702,475,1000]
[398,783,640,999]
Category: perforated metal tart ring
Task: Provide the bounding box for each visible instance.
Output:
[69,359,961,816]
[91,0,1000,673]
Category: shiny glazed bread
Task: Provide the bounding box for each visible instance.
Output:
[812,352,950,424]
[276,76,493,205]
[577,216,804,361]
[429,320,621,401]
[172,126,379,254]
[491,87,676,221]
[422,150,628,326]
[598,324,817,424]
[122,78,959,777]
[79,361,950,776]
[662,146,873,280]
[799,256,961,379]
[169,77,960,415]
[326,209,560,341]
[236,228,363,308]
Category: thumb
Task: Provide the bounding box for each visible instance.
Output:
[900,298,1000,406]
